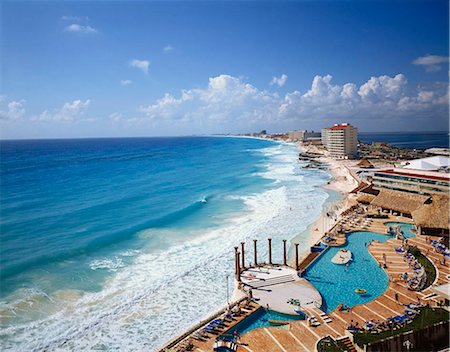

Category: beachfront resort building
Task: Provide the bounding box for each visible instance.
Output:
[321,123,358,159]
[372,168,450,196]
[288,130,321,142]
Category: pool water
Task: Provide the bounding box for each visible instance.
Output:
[227,308,304,335]
[304,223,415,313]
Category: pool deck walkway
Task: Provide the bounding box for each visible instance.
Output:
[166,214,449,352]
[240,266,322,315]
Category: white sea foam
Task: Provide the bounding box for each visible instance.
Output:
[89,257,125,272]
[0,141,331,351]
[119,249,140,257]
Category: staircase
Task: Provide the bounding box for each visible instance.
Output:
[338,336,357,352]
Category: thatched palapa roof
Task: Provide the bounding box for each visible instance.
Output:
[357,159,375,168]
[357,194,376,204]
[359,184,380,196]
[370,189,429,215]
[350,181,369,194]
[412,195,450,230]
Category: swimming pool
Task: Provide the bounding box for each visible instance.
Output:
[304,223,415,313]
[227,308,304,335]
[384,222,416,238]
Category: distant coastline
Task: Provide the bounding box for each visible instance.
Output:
[358,131,449,149]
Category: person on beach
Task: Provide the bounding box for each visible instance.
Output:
[395,293,399,303]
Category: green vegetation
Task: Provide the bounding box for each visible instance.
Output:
[408,246,436,289]
[353,307,450,347]
[317,337,349,352]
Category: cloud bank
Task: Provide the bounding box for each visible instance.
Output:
[137,73,448,131]
[2,73,447,135]
[34,99,91,122]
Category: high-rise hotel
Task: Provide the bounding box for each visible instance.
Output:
[321,123,358,159]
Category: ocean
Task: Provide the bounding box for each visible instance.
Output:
[0,136,331,351]
[359,131,449,149]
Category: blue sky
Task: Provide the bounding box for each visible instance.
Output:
[1,0,449,138]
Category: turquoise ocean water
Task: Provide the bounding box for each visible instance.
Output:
[0,137,331,351]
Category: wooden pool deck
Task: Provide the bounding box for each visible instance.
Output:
[167,215,449,352]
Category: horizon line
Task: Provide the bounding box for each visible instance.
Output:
[0,130,449,142]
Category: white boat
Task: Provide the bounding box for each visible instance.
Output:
[331,249,352,264]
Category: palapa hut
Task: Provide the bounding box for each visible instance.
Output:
[412,195,450,236]
[356,158,375,169]
[370,189,429,217]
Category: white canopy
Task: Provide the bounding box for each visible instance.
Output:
[402,156,450,171]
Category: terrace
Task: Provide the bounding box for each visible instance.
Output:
[163,211,449,352]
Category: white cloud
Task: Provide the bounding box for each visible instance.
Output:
[413,55,449,72]
[34,99,91,122]
[163,45,174,52]
[109,112,123,122]
[136,73,448,130]
[270,74,288,87]
[121,80,132,86]
[129,59,150,74]
[0,99,26,120]
[65,24,97,34]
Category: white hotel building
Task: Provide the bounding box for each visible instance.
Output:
[321,123,358,159]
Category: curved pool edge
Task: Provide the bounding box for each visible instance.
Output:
[327,221,418,316]
[305,222,417,314]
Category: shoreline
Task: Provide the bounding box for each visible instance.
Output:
[296,142,358,249]
[161,140,360,351]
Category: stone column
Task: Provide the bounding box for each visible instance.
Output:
[241,242,245,269]
[234,246,239,277]
[295,243,299,271]
[253,239,258,266]
[268,238,272,265]
[237,251,241,282]
[283,239,287,266]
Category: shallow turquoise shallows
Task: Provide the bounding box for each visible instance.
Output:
[304,223,415,313]
[228,308,304,335]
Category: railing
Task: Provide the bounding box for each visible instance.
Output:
[159,296,248,351]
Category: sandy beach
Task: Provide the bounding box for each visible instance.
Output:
[297,142,359,247]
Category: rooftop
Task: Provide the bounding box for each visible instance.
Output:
[324,123,355,131]
[401,155,450,171]
[375,168,450,182]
